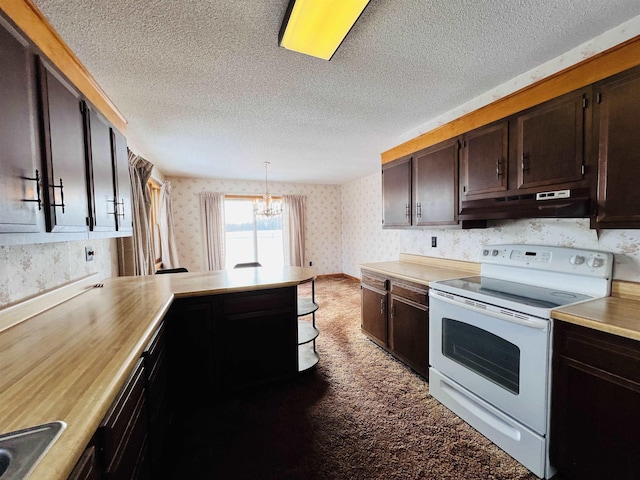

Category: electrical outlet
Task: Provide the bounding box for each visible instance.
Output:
[431,236,437,248]
[85,246,95,262]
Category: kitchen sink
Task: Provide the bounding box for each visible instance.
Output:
[0,422,66,480]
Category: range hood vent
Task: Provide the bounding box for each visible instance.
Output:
[458,188,593,221]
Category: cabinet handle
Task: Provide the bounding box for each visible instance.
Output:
[390,304,395,318]
[50,178,66,213]
[521,153,529,173]
[496,157,502,178]
[22,170,42,210]
[405,204,410,218]
[107,198,118,215]
[380,298,385,316]
[416,203,422,218]
[117,199,126,217]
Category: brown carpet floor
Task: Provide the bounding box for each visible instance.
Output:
[166,276,538,480]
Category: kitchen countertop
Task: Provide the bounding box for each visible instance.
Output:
[360,255,640,342]
[0,266,315,480]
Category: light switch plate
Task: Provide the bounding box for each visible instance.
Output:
[85,246,94,262]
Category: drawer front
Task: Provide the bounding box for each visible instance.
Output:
[361,271,388,291]
[144,323,165,374]
[390,281,428,306]
[555,321,640,385]
[99,359,146,474]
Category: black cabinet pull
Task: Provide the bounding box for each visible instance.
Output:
[50,178,65,213]
[22,170,42,210]
[496,157,503,178]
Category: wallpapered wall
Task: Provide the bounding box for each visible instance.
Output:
[341,172,640,282]
[168,177,342,275]
[0,238,118,307]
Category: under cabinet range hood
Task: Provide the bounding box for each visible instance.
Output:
[458,188,593,221]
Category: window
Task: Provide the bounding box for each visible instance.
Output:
[224,196,283,268]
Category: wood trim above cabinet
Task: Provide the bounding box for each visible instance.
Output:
[382,35,640,164]
[0,0,127,134]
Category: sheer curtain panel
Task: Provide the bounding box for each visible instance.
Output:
[283,195,306,267]
[129,150,155,275]
[159,181,180,269]
[200,192,226,271]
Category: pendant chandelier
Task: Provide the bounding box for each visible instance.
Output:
[253,162,282,217]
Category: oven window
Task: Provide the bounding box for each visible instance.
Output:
[442,318,520,394]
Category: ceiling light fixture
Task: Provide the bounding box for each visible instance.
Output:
[253,162,282,217]
[278,0,372,61]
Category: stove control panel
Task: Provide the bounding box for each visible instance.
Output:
[480,244,613,280]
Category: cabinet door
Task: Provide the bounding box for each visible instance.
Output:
[86,106,117,232]
[461,121,508,199]
[593,66,640,228]
[515,88,588,191]
[361,284,387,347]
[413,138,458,226]
[38,59,89,233]
[382,156,412,227]
[550,322,640,480]
[166,298,215,404]
[112,129,132,232]
[217,287,298,390]
[389,295,429,378]
[0,17,41,233]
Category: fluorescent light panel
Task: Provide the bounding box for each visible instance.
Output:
[279,0,371,60]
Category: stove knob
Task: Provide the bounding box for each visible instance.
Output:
[483,249,489,256]
[587,257,604,268]
[569,255,585,265]
[492,249,499,256]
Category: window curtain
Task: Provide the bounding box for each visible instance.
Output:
[128,150,155,275]
[200,192,226,271]
[159,181,180,269]
[282,195,306,267]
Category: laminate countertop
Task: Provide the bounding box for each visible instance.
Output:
[0,266,316,480]
[360,256,640,342]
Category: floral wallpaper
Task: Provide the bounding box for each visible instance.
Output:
[0,238,118,307]
[168,176,342,275]
[341,172,640,283]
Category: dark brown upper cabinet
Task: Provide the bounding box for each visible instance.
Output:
[460,121,509,201]
[514,88,588,191]
[37,58,89,233]
[413,138,459,226]
[382,155,412,228]
[85,105,117,232]
[592,65,640,229]
[459,87,594,221]
[111,128,132,232]
[0,17,41,233]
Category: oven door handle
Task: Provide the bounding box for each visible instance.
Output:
[430,291,549,330]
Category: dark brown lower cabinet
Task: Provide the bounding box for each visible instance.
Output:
[143,324,170,478]
[361,269,429,379]
[389,280,429,378]
[67,438,101,480]
[98,358,149,480]
[361,271,388,347]
[550,321,640,480]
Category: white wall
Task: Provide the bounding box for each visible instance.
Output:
[168,176,342,275]
[341,172,640,282]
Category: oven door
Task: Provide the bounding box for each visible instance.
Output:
[429,290,550,434]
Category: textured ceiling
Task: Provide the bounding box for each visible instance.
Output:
[31,1,640,185]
